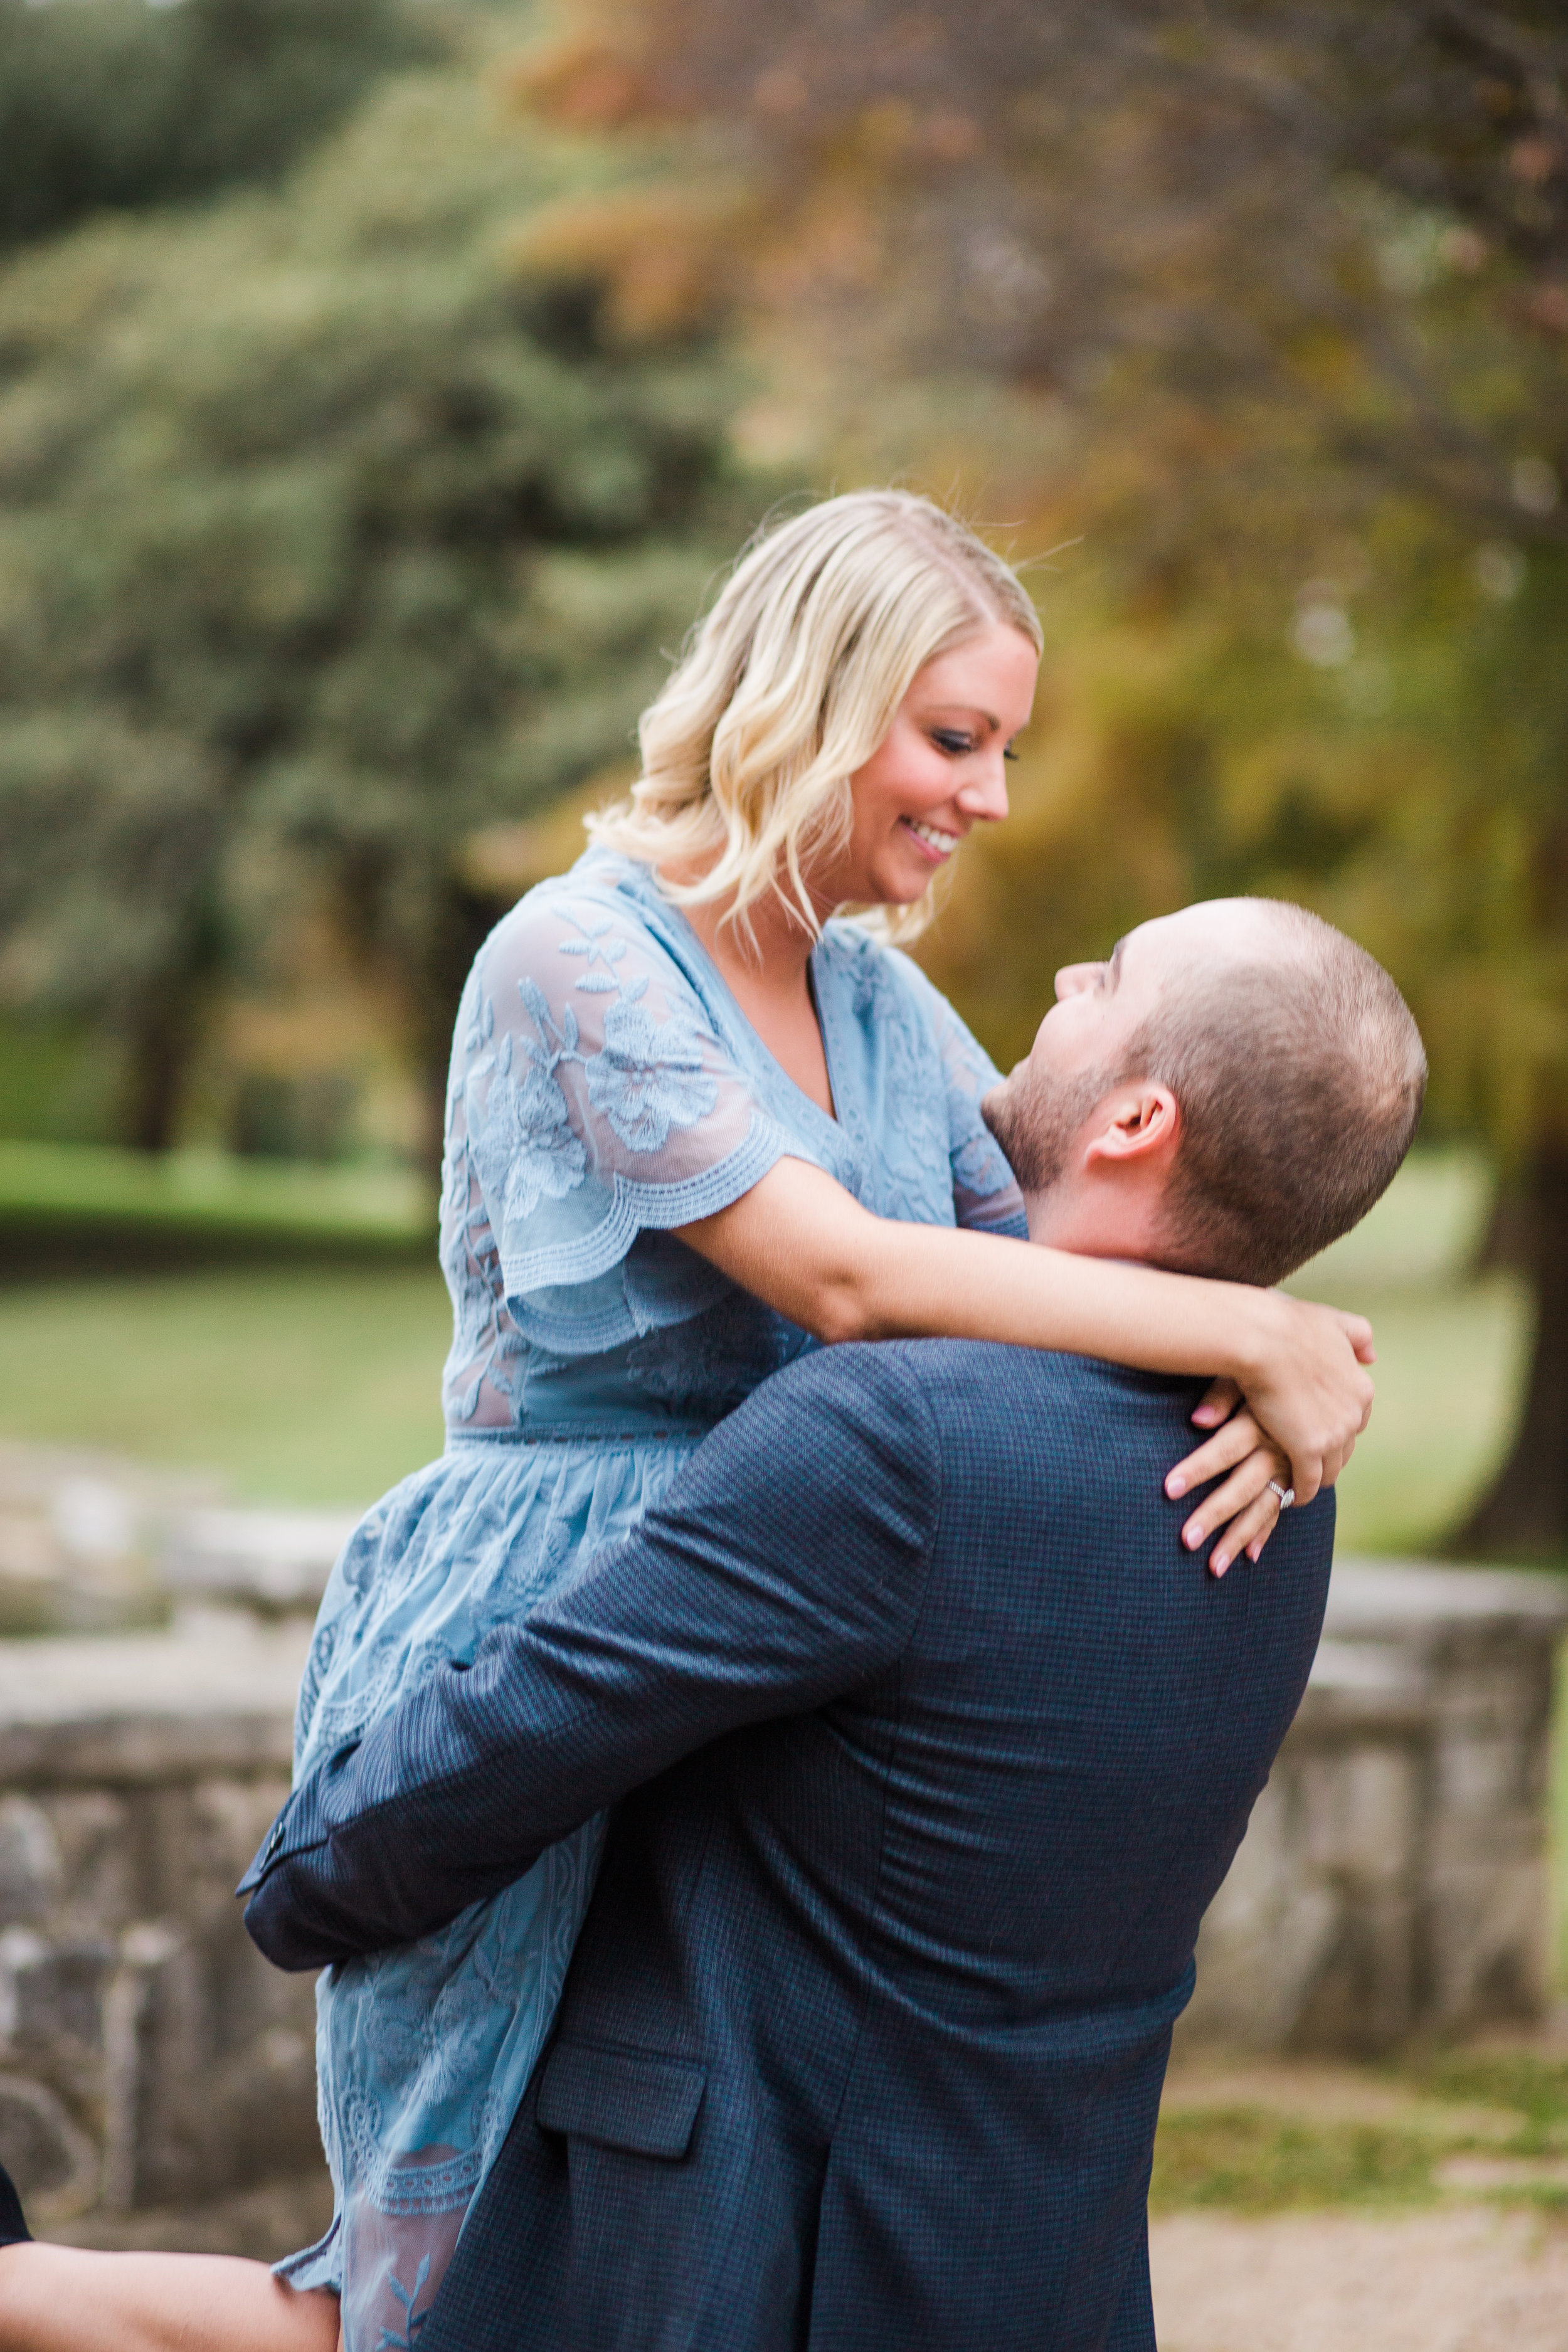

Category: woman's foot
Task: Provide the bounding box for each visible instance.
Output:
[0,2164,30,2250]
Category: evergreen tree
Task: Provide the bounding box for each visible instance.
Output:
[0,0,435,252]
[0,20,750,1155]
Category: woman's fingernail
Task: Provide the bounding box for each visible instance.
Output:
[1248,1542,1261,1561]
[1167,1476,1187,1498]
[1185,1523,1204,1549]
[1212,1550,1229,1574]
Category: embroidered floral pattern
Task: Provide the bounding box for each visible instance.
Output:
[465,1054,586,1231]
[586,996,717,1152]
[381,2253,432,2349]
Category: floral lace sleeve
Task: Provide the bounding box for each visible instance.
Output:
[447,880,790,1352]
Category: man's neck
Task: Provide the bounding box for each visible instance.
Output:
[1020,1184,1165,1266]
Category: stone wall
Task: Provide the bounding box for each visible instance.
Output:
[0,1623,319,2228]
[1182,1558,1568,2054]
[0,1554,1561,2228]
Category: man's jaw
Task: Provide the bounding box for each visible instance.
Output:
[981,1061,1105,1200]
[982,1079,1167,1264]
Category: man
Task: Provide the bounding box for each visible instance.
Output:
[242,898,1426,2352]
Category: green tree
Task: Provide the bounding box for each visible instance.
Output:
[0,17,751,1157]
[0,0,434,252]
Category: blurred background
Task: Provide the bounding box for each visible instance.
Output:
[0,1,1565,2336]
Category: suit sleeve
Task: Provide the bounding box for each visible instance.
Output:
[241,1347,941,1970]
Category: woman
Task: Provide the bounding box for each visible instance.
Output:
[0,493,1370,2352]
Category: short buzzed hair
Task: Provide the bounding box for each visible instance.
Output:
[1125,903,1426,1288]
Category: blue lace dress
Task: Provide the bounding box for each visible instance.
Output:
[279,847,1025,2348]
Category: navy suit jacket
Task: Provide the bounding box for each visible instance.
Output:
[242,1342,1333,2352]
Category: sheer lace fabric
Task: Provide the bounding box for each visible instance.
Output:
[278,850,1024,2343]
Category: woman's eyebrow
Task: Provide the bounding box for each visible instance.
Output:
[924,702,1002,729]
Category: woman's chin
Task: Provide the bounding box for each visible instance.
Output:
[835,849,950,909]
[887,854,949,901]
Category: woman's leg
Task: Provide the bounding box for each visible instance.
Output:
[0,2244,340,2352]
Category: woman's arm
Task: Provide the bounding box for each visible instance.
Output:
[678,1156,1372,1506]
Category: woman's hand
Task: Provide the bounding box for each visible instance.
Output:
[1168,1296,1374,1574]
[1166,1383,1296,1578]
[1226,1294,1375,1506]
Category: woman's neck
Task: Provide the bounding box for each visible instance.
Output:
[668,872,836,1119]
[677,882,813,985]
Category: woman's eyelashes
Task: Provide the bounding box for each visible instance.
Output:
[930,729,1020,761]
[928,727,1020,765]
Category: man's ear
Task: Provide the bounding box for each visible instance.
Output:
[1081,1083,1180,1171]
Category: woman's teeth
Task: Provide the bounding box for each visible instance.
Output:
[903,818,960,857]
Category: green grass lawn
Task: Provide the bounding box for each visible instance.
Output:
[1284,1148,1531,1555]
[1153,2050,1568,2217]
[0,1267,451,1505]
[1311,1274,1531,1554]
[0,1139,433,1248]
[1152,2106,1441,2214]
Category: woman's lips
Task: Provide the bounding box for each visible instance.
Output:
[899,815,961,864]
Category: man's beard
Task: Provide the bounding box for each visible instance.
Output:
[982,1062,1111,1196]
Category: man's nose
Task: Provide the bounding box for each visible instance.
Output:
[1055,961,1096,1001]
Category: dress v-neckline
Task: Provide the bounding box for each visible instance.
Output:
[625,864,842,1131]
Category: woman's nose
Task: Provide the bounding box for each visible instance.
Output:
[954,759,1010,824]
[1055,961,1096,1001]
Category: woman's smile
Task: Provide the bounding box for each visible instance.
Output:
[899,814,965,863]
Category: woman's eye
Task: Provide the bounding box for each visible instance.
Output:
[931,730,973,755]
[1003,746,1019,763]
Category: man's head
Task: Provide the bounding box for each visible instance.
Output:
[982,899,1427,1286]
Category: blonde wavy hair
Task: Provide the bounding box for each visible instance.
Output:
[586,490,1043,947]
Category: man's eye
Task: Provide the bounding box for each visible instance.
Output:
[931,729,972,755]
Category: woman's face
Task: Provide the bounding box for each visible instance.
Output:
[825,623,1039,909]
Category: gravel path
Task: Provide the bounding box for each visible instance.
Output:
[1151,2206,1568,2351]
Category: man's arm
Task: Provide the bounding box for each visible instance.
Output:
[240,1346,940,1971]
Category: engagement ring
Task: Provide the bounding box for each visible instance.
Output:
[1267,1480,1295,1511]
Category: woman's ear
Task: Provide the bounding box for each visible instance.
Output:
[1081,1083,1180,1169]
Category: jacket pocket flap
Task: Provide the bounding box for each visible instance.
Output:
[536,2043,706,2159]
